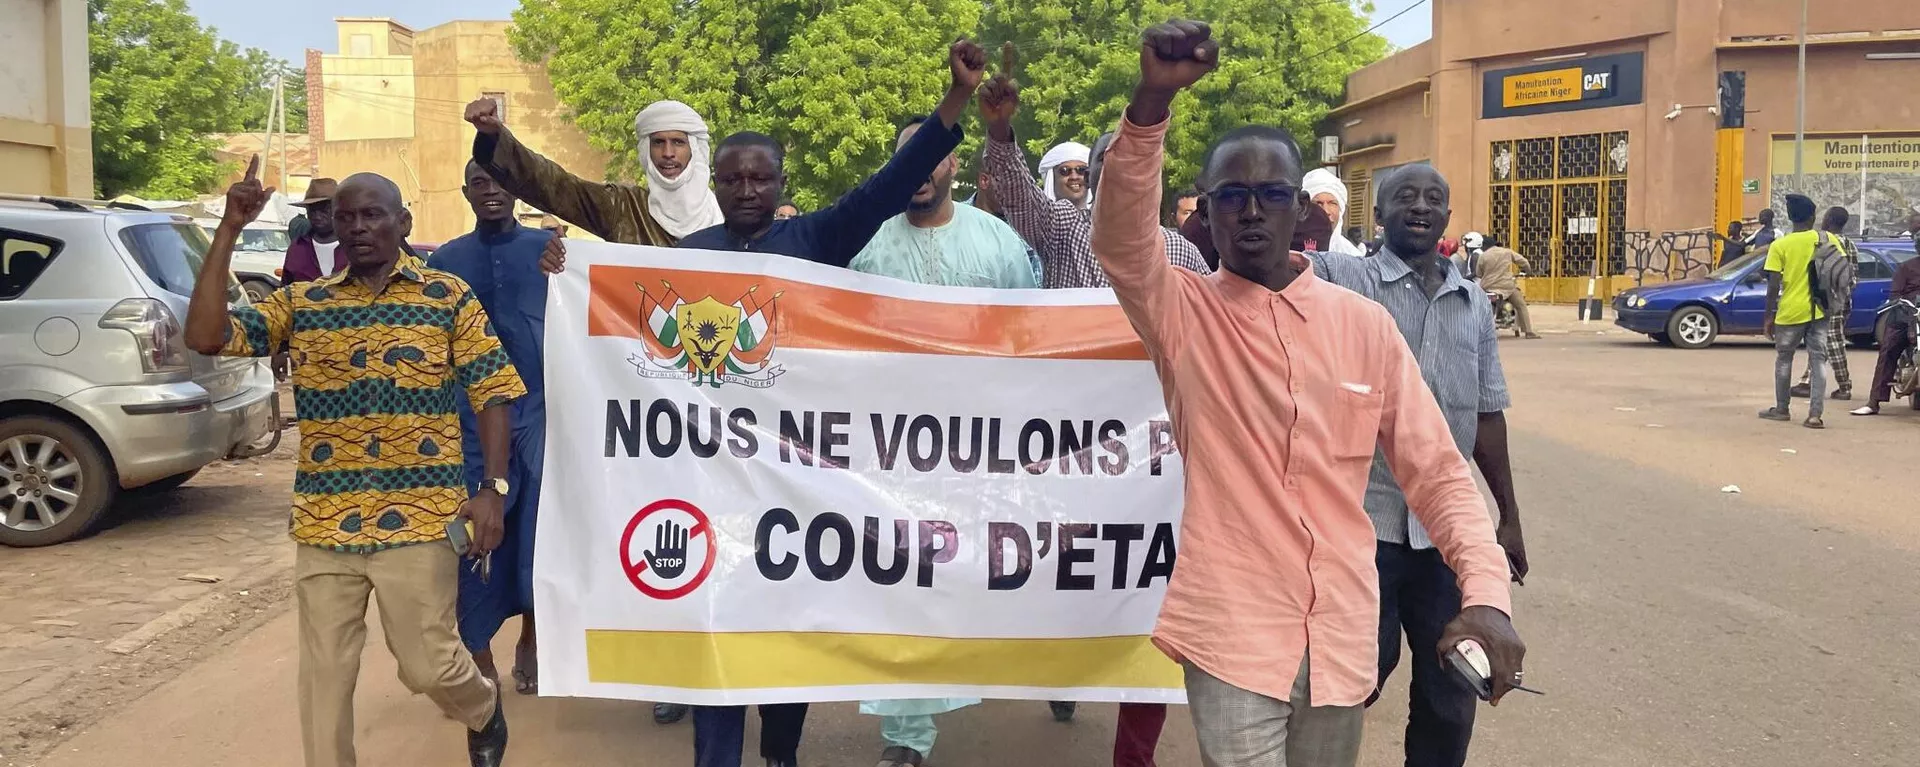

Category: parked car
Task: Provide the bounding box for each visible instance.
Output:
[195,218,288,303]
[1,196,282,546]
[1613,237,1919,349]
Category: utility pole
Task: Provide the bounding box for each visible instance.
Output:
[1792,0,1808,192]
[274,73,288,193]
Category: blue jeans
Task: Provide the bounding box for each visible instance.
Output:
[1373,541,1475,767]
[692,704,807,766]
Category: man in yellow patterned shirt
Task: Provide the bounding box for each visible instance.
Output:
[185,160,525,767]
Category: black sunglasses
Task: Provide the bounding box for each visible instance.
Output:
[1207,183,1299,215]
[1054,165,1089,177]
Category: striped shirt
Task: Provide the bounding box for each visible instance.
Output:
[219,255,526,551]
[1310,249,1510,549]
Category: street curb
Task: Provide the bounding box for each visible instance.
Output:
[103,562,292,656]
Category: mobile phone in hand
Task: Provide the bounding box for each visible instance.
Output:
[1447,639,1545,700]
[446,519,473,554]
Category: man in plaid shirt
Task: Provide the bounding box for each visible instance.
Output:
[977,51,1209,290]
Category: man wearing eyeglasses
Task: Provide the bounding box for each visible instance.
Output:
[1094,21,1524,766]
[978,43,1208,290]
[1306,163,1529,767]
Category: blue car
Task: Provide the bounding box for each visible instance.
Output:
[1614,238,1919,349]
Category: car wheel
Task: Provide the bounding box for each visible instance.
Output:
[135,468,201,493]
[1651,332,1674,346]
[0,416,117,547]
[242,279,274,304]
[1666,306,1718,349]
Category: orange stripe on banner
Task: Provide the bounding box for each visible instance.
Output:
[587,264,1149,361]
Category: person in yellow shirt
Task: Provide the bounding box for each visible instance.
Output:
[1760,193,1830,428]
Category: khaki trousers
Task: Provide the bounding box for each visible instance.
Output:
[296,543,496,767]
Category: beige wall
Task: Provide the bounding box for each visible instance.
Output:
[1722,0,1920,39]
[320,54,415,142]
[316,18,611,242]
[1334,0,1920,241]
[0,0,91,197]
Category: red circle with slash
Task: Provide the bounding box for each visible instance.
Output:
[619,498,716,600]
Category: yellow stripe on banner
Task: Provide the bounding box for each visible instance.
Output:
[584,631,1184,690]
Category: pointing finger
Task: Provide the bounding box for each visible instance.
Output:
[1000,41,1017,76]
[245,154,260,181]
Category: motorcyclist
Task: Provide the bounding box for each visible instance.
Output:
[1459,231,1541,340]
[1852,218,1920,415]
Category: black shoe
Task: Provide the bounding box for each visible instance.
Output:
[765,760,797,767]
[1789,383,1812,398]
[1831,388,1853,401]
[653,702,689,724]
[468,681,508,767]
[1758,407,1792,422]
[1049,700,1077,722]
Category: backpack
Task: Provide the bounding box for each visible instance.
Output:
[1807,231,1855,316]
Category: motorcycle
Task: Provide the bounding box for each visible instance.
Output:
[1491,292,1519,336]
[1880,297,1920,409]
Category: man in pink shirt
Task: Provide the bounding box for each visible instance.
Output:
[1091,21,1527,765]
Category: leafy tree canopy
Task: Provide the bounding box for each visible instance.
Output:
[511,0,1387,206]
[89,0,293,198]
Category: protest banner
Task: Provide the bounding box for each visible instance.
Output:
[534,242,1187,705]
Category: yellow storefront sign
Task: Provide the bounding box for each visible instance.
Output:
[1769,132,1920,175]
[1503,67,1583,108]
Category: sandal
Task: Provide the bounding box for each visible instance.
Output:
[877,745,925,767]
[1803,417,1825,429]
[511,642,538,695]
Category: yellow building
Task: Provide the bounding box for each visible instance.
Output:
[0,0,92,197]
[311,17,610,242]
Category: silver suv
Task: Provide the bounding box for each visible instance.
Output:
[0,196,282,546]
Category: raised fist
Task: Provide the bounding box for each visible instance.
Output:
[465,96,503,135]
[949,38,988,94]
[977,42,1021,137]
[1139,20,1220,94]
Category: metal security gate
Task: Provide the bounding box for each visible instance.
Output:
[1489,132,1629,303]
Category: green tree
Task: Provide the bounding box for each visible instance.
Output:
[981,0,1388,192]
[88,0,254,198]
[511,0,978,208]
[509,0,1385,204]
[236,52,309,134]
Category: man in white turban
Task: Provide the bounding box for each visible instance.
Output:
[466,96,719,247]
[1303,167,1367,256]
[634,100,724,239]
[1036,141,1091,207]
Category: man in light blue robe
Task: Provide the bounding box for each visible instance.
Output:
[847,117,1037,767]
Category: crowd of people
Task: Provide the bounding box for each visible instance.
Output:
[183,20,1532,767]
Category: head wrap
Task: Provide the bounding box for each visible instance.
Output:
[1037,141,1091,200]
[1301,167,1366,256]
[634,100,723,239]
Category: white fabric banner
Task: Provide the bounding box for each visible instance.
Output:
[535,242,1187,705]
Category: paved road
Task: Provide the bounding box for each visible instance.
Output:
[20,310,1920,766]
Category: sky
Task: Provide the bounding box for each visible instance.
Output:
[190,0,1434,63]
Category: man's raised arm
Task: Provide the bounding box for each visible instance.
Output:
[467,97,660,245]
[185,157,292,358]
[803,39,985,266]
[1090,22,1218,358]
[977,47,1074,261]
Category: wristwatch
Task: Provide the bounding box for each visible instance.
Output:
[478,477,510,497]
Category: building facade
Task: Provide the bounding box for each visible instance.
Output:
[1329,0,1920,300]
[311,18,610,242]
[0,0,92,197]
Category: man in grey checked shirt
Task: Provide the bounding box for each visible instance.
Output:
[976,48,1209,288]
[1310,164,1529,767]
